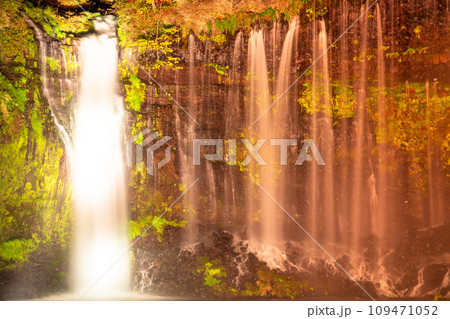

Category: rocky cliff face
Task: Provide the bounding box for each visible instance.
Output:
[0,0,449,300]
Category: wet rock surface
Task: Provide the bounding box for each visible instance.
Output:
[384,222,450,297]
[133,231,376,299]
[133,224,450,300]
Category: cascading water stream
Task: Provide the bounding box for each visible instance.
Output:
[25,13,130,298]
[275,17,299,126]
[309,19,319,241]
[317,20,336,245]
[376,2,387,240]
[350,2,369,256]
[25,16,73,153]
[246,29,265,243]
[28,14,131,297]
[224,31,243,227]
[426,82,434,225]
[182,33,199,244]
[72,17,130,297]
[337,0,351,232]
[271,16,299,246]
[246,28,280,248]
[243,20,303,266]
[309,20,336,246]
[271,21,281,93]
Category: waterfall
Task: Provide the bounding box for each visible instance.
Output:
[17,0,449,300]
[308,20,336,245]
[340,0,350,72]
[337,0,351,244]
[275,17,299,125]
[246,29,265,242]
[271,21,281,92]
[426,82,445,227]
[224,32,243,228]
[309,19,319,241]
[189,34,196,110]
[181,33,199,244]
[25,16,73,153]
[368,170,379,232]
[269,17,299,246]
[318,20,336,245]
[376,3,387,238]
[426,81,438,227]
[388,0,396,87]
[350,2,369,255]
[201,35,218,226]
[72,17,130,296]
[246,28,281,246]
[27,14,130,297]
[205,161,217,222]
[227,31,243,131]
[426,82,434,225]
[247,29,270,125]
